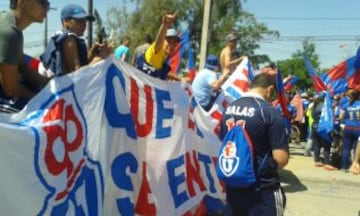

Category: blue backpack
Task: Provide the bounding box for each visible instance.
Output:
[216,124,268,188]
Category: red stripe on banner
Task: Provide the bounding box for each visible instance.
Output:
[232,79,250,93]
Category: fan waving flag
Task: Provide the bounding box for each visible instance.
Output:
[303,54,328,93]
[168,30,196,81]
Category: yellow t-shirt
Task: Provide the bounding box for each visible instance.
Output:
[144,43,167,70]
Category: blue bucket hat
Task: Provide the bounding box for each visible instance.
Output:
[61,4,95,22]
[205,55,219,71]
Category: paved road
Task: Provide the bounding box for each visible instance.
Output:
[283,143,360,216]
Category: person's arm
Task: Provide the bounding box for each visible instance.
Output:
[62,36,82,73]
[222,50,245,69]
[121,53,127,61]
[272,149,289,169]
[153,11,178,53]
[211,70,231,90]
[0,63,35,99]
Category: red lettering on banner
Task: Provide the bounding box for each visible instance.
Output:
[135,162,156,215]
[42,99,84,200]
[130,78,154,137]
[210,110,222,136]
[185,151,206,197]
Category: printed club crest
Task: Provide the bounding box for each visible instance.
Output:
[219,141,240,177]
[25,86,104,216]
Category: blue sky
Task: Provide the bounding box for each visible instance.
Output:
[0,0,114,56]
[243,0,360,68]
[1,0,360,69]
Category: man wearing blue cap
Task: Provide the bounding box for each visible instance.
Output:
[191,55,233,111]
[39,4,112,77]
[0,0,51,113]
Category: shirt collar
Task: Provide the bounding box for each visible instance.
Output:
[242,91,266,101]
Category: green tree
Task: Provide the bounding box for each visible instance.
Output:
[277,39,320,90]
[105,0,278,66]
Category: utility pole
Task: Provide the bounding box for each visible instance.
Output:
[199,0,212,70]
[88,0,94,47]
[44,7,57,50]
[44,15,48,49]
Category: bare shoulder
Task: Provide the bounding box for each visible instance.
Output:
[62,35,77,50]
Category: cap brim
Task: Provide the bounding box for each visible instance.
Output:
[205,64,219,71]
[72,14,95,22]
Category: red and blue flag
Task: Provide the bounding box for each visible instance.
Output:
[303,54,328,93]
[276,70,291,120]
[317,91,334,143]
[283,75,299,91]
[168,30,196,81]
[24,54,40,72]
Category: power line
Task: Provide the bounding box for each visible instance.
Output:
[256,16,360,20]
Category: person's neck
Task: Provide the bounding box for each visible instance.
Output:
[226,45,234,50]
[249,88,266,99]
[13,9,32,31]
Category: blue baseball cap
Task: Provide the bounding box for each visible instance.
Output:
[205,55,219,71]
[61,4,95,22]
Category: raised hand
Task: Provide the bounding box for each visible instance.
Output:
[162,11,178,27]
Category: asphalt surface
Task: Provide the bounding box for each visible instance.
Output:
[282,143,360,216]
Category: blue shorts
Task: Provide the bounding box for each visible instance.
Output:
[225,185,286,216]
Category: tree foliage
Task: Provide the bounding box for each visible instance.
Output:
[103,0,278,66]
[277,39,320,90]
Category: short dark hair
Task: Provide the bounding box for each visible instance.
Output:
[250,73,276,89]
[144,34,152,44]
[10,0,17,9]
[122,36,130,43]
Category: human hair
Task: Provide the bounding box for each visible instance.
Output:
[144,34,152,44]
[250,73,276,89]
[346,89,360,104]
[122,36,130,43]
[10,0,17,9]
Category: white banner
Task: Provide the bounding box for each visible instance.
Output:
[0,57,236,215]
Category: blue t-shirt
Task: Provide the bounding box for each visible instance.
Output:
[114,45,131,63]
[220,93,289,188]
[191,69,217,108]
[342,100,360,127]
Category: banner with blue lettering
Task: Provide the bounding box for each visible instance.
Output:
[0,57,228,215]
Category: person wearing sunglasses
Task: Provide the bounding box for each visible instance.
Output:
[0,0,51,113]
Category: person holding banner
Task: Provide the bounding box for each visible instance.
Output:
[339,89,360,172]
[0,0,51,113]
[39,4,113,77]
[219,73,289,216]
[219,33,246,75]
[191,54,232,111]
